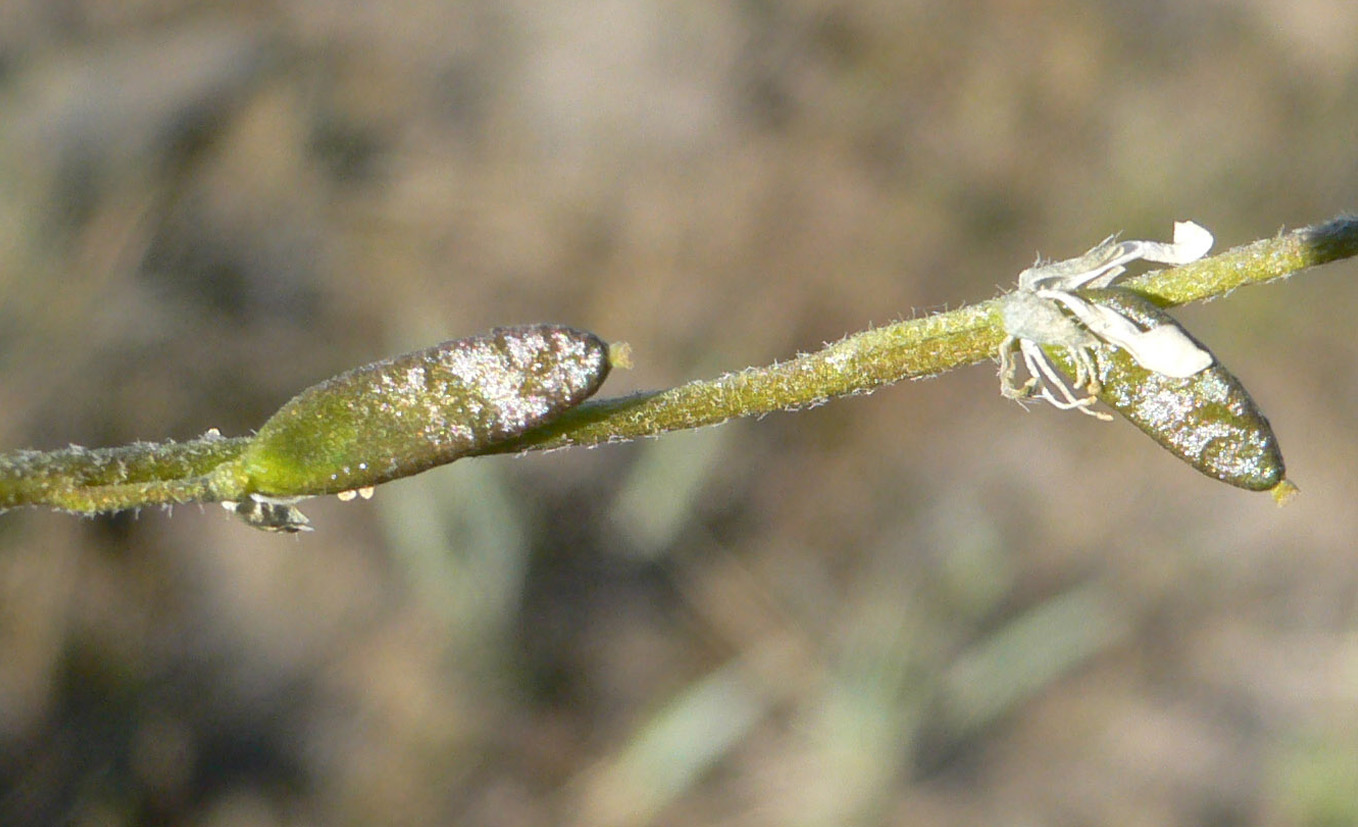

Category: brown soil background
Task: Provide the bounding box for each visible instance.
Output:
[2,2,1357,825]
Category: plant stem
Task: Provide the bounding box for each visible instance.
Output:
[0,435,248,512]
[486,214,1358,454]
[2,214,1354,519]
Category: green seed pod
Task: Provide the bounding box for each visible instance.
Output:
[226,324,613,500]
[1071,288,1288,494]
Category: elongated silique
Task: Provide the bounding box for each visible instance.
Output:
[214,324,613,499]
[1067,289,1287,492]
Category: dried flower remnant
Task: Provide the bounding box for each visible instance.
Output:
[997,222,1292,499]
[221,494,313,533]
[999,221,1216,416]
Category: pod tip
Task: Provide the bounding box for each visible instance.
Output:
[1270,479,1299,507]
[608,341,634,370]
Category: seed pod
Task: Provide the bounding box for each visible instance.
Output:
[1068,288,1288,493]
[231,324,613,499]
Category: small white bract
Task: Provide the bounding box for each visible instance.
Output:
[998,221,1215,419]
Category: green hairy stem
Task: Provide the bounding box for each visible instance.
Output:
[0,435,248,512]
[486,215,1358,454]
[2,215,1354,530]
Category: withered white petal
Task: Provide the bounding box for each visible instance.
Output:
[998,221,1215,414]
[1049,293,1214,378]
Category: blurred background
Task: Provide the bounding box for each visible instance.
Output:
[1,1,1356,825]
